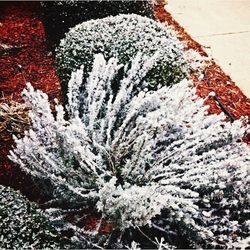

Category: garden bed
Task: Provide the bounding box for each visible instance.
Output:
[0,1,249,248]
[0,0,249,211]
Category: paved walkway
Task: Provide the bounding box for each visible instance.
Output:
[166,0,250,97]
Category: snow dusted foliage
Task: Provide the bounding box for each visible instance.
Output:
[56,14,191,93]
[41,0,154,48]
[9,54,250,248]
[0,185,68,249]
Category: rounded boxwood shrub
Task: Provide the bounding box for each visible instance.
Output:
[0,185,68,249]
[56,14,188,97]
[41,0,154,48]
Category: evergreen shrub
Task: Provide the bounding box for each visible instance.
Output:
[56,14,190,96]
[41,0,154,48]
[0,185,68,249]
[9,54,250,249]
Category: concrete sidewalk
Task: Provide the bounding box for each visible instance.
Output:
[165,0,250,97]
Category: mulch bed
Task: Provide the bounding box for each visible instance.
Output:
[0,1,249,201]
[0,1,61,201]
[155,2,250,144]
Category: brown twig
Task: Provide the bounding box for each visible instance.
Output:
[213,94,235,122]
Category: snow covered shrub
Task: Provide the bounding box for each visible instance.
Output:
[9,54,250,248]
[41,0,154,48]
[199,187,250,248]
[56,14,190,96]
[0,185,69,249]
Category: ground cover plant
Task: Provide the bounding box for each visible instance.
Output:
[41,0,154,48]
[9,53,250,249]
[0,185,69,249]
[56,14,194,97]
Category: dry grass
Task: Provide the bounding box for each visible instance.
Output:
[0,100,30,134]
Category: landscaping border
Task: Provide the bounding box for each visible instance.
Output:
[155,2,250,134]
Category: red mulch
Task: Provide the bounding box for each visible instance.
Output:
[154,2,250,142]
[0,1,61,201]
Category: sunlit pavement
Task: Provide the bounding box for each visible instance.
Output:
[166,0,250,97]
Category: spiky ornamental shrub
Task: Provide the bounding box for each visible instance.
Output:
[56,14,192,97]
[0,185,69,249]
[41,0,154,48]
[9,54,250,248]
